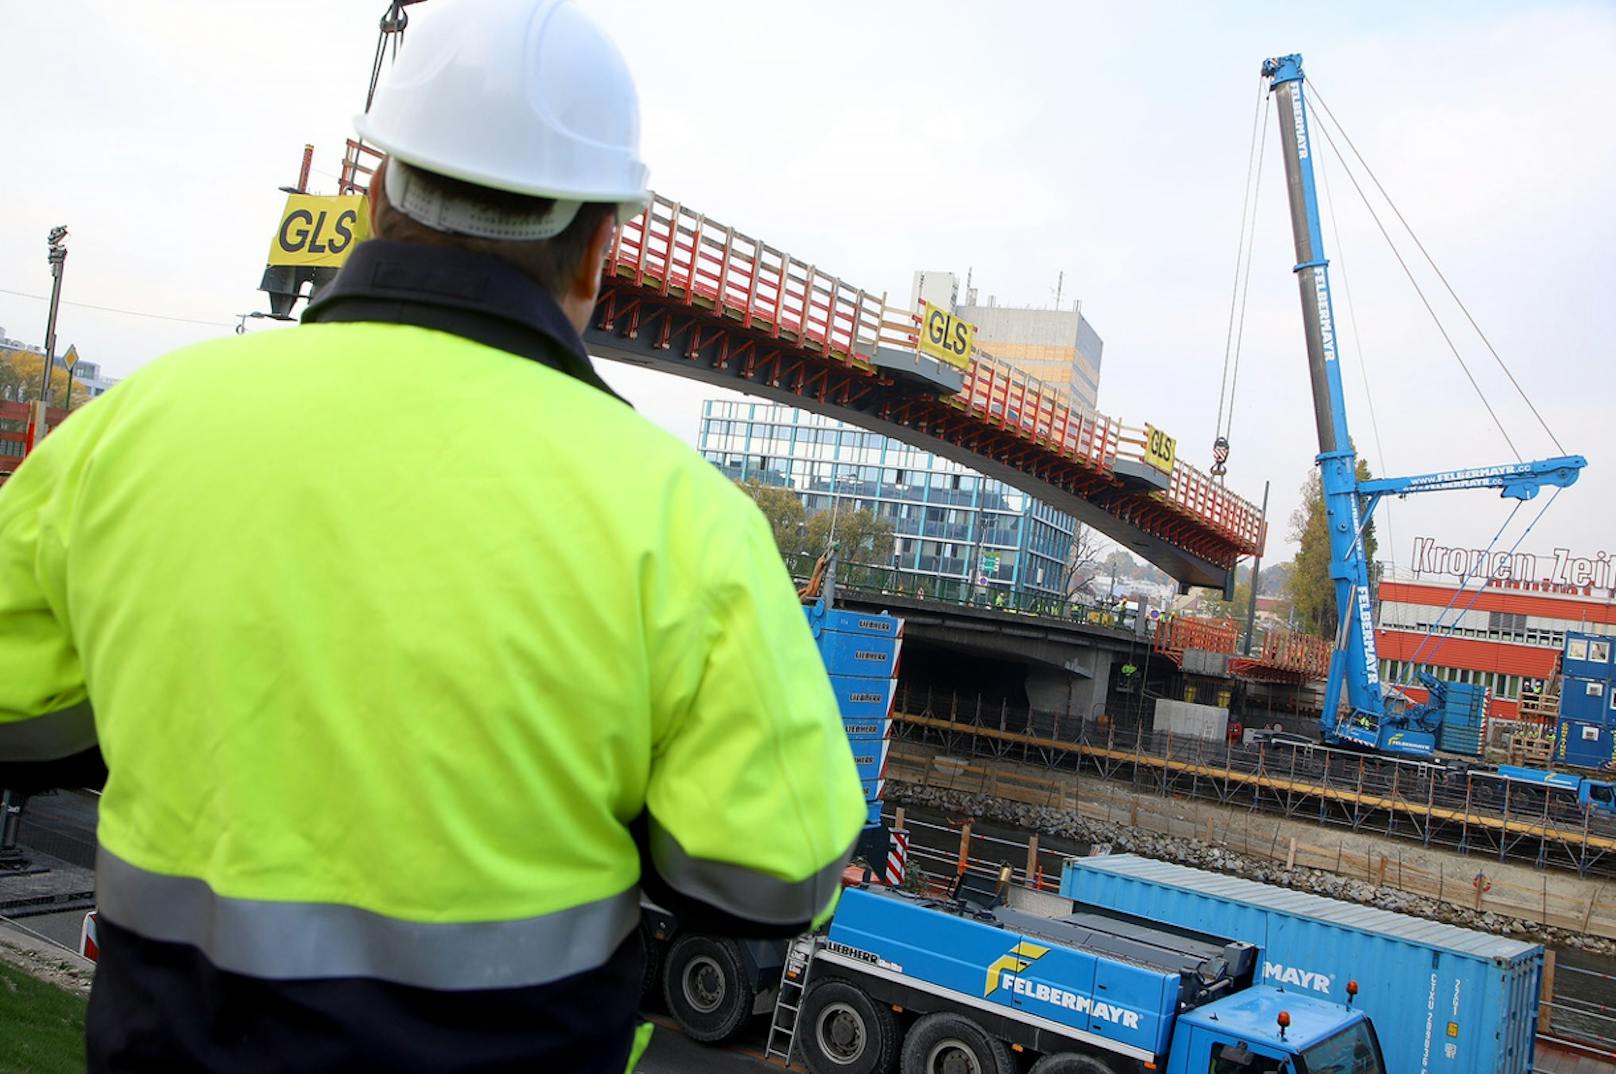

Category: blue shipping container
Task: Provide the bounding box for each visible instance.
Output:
[1061,855,1542,1074]
[1560,676,1610,723]
[829,675,895,721]
[815,629,900,680]
[847,739,891,785]
[1437,682,1487,757]
[1557,718,1616,770]
[1563,631,1615,682]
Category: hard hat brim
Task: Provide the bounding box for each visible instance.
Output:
[354,115,651,212]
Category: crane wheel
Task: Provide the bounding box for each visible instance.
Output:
[1029,1051,1116,1074]
[799,979,899,1074]
[661,934,754,1043]
[900,1012,1014,1074]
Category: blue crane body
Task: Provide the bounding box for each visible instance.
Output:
[799,883,1385,1073]
[1260,54,1586,759]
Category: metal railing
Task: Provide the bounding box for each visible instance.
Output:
[786,552,1141,632]
[607,192,1265,555]
[891,693,1616,879]
[878,802,1616,1060]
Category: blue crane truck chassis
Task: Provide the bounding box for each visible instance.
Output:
[788,879,1385,1074]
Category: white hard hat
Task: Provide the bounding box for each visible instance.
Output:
[355,0,650,237]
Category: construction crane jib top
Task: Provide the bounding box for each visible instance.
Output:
[1260,54,1586,757]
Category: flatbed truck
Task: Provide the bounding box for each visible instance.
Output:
[782,877,1385,1074]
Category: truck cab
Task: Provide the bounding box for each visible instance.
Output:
[1170,986,1384,1074]
[1497,764,1616,818]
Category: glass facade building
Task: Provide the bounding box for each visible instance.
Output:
[698,399,1077,597]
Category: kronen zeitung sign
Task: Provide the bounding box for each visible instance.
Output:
[1411,536,1615,594]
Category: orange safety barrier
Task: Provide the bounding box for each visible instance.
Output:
[1155,615,1241,657]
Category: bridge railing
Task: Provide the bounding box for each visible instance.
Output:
[787,551,1140,631]
[954,353,1120,472]
[610,194,898,368]
[605,190,1267,561]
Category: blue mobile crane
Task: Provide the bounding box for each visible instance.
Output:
[1260,54,1586,759]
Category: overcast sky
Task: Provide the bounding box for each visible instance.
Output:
[5,1,1611,578]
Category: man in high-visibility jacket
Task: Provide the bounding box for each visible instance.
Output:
[0,1,866,1070]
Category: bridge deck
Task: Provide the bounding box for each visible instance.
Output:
[589,194,1266,587]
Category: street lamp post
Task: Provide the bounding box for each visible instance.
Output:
[40,226,69,404]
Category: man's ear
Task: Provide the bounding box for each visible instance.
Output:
[571,212,616,303]
[368,158,388,233]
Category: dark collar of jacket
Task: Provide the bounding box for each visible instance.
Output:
[302,238,625,404]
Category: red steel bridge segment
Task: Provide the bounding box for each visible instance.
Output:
[257,141,1264,589]
[1154,615,1331,683]
[587,193,1267,589]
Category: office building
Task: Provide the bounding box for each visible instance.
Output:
[1376,575,1616,723]
[698,399,1078,598]
[907,273,1105,412]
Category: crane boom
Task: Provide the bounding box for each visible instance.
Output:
[1260,54,1586,757]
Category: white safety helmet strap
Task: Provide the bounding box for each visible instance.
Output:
[384,159,584,241]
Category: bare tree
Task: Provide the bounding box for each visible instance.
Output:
[1060,525,1103,596]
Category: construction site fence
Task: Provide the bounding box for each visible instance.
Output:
[889,691,1616,881]
[884,743,1616,939]
[880,788,1616,1055]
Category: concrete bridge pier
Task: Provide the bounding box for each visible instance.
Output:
[1026,649,1112,739]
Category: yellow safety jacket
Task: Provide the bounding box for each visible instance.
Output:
[0,239,866,1072]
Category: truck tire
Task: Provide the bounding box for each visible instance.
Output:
[900,1012,1014,1074]
[798,979,900,1074]
[1029,1052,1115,1074]
[662,934,754,1043]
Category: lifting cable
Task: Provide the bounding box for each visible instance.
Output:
[0,285,233,329]
[364,2,416,113]
[1304,106,1522,461]
[1309,84,1566,457]
[1408,485,1563,668]
[1211,77,1271,480]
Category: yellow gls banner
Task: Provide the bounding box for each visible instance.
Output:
[1143,424,1177,473]
[918,303,975,371]
[268,195,370,267]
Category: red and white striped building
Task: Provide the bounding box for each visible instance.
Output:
[1376,578,1616,722]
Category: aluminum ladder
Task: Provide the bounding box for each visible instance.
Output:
[764,935,819,1067]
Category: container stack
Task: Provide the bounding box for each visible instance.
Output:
[1436,681,1488,757]
[804,602,903,828]
[1556,630,1616,770]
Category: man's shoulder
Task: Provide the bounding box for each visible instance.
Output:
[592,400,752,512]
